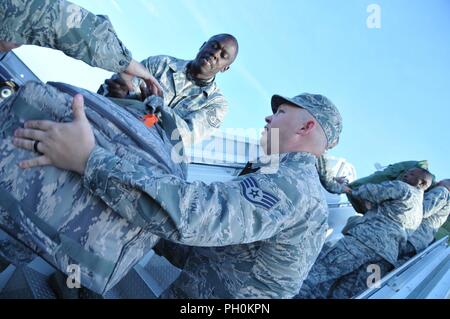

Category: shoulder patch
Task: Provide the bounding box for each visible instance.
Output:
[206,108,221,128]
[240,176,280,210]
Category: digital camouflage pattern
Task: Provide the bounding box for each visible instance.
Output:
[295,235,388,299]
[0,0,346,299]
[297,180,424,299]
[28,88,341,298]
[0,81,185,294]
[346,180,424,265]
[406,186,450,253]
[316,153,346,194]
[0,0,132,73]
[98,55,228,146]
[324,258,393,299]
[82,150,329,298]
[0,231,36,267]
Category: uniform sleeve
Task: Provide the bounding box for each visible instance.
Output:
[82,146,296,247]
[235,242,305,298]
[316,155,345,194]
[159,94,228,146]
[0,0,132,73]
[97,55,162,98]
[423,187,450,218]
[352,181,410,204]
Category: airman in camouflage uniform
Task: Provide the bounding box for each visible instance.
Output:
[401,180,450,258]
[350,160,433,189]
[1,1,344,298]
[296,167,433,299]
[11,91,342,298]
[65,93,341,298]
[98,34,239,146]
[98,35,239,269]
[0,0,236,296]
[342,160,435,215]
[317,160,435,203]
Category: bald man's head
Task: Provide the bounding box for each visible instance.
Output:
[190,34,239,80]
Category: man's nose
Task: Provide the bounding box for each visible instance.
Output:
[211,49,220,60]
[265,115,272,123]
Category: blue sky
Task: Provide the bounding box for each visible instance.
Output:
[15,0,450,180]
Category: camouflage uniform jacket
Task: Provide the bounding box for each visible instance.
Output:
[408,186,450,253]
[99,55,228,146]
[347,180,424,265]
[82,149,328,298]
[0,0,132,73]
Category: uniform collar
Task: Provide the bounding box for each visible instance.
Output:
[248,152,317,171]
[168,59,216,97]
[279,152,318,166]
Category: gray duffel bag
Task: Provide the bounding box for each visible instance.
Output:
[0,81,186,294]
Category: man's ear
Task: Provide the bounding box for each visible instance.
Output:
[419,179,430,189]
[297,120,315,136]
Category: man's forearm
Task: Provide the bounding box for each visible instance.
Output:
[81,146,294,247]
[0,0,132,73]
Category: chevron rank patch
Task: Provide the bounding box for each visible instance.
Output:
[240,176,280,210]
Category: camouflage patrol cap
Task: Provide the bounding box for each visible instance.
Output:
[271,93,343,149]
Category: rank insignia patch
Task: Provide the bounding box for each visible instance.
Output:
[240,177,280,210]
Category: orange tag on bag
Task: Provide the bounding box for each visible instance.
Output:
[142,114,158,128]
